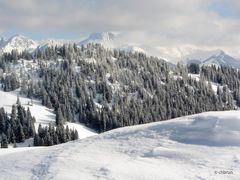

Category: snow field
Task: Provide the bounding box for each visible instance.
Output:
[0,110,240,179]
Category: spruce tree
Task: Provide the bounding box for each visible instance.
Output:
[1,133,8,148]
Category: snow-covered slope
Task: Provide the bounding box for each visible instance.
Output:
[202,50,240,68]
[0,110,240,179]
[0,35,38,53]
[183,49,222,64]
[0,89,96,141]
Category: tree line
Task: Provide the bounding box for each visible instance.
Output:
[0,44,236,134]
[0,97,78,148]
[0,98,35,148]
[34,123,78,146]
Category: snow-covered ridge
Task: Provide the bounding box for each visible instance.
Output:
[0,110,240,179]
[0,34,38,53]
[0,32,147,55]
[183,49,223,63]
[2,33,240,67]
[182,49,240,68]
[202,50,240,68]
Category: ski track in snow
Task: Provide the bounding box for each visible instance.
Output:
[30,146,64,180]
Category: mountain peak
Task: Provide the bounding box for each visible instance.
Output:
[182,49,240,68]
[202,50,240,68]
[79,32,120,49]
[0,34,37,53]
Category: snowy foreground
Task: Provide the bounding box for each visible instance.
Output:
[1,110,240,180]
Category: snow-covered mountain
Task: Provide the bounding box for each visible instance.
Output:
[0,34,38,53]
[79,32,147,54]
[202,50,240,67]
[183,49,221,64]
[182,49,240,68]
[79,32,240,66]
[1,33,240,68]
[1,110,240,179]
[79,32,119,49]
[0,32,147,55]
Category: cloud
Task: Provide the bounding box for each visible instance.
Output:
[0,0,222,32]
[0,0,240,58]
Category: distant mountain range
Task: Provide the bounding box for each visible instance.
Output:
[0,33,145,54]
[1,33,240,69]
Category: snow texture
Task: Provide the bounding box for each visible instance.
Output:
[0,110,240,179]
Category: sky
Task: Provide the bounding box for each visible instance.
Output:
[0,0,240,59]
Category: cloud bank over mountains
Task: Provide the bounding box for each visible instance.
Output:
[1,0,240,59]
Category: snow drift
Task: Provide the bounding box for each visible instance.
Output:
[0,110,240,180]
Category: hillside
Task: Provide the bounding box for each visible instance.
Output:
[2,1,240,179]
[0,110,239,180]
[0,89,96,146]
[0,44,237,134]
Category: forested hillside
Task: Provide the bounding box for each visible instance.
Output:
[0,96,78,148]
[0,44,236,134]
